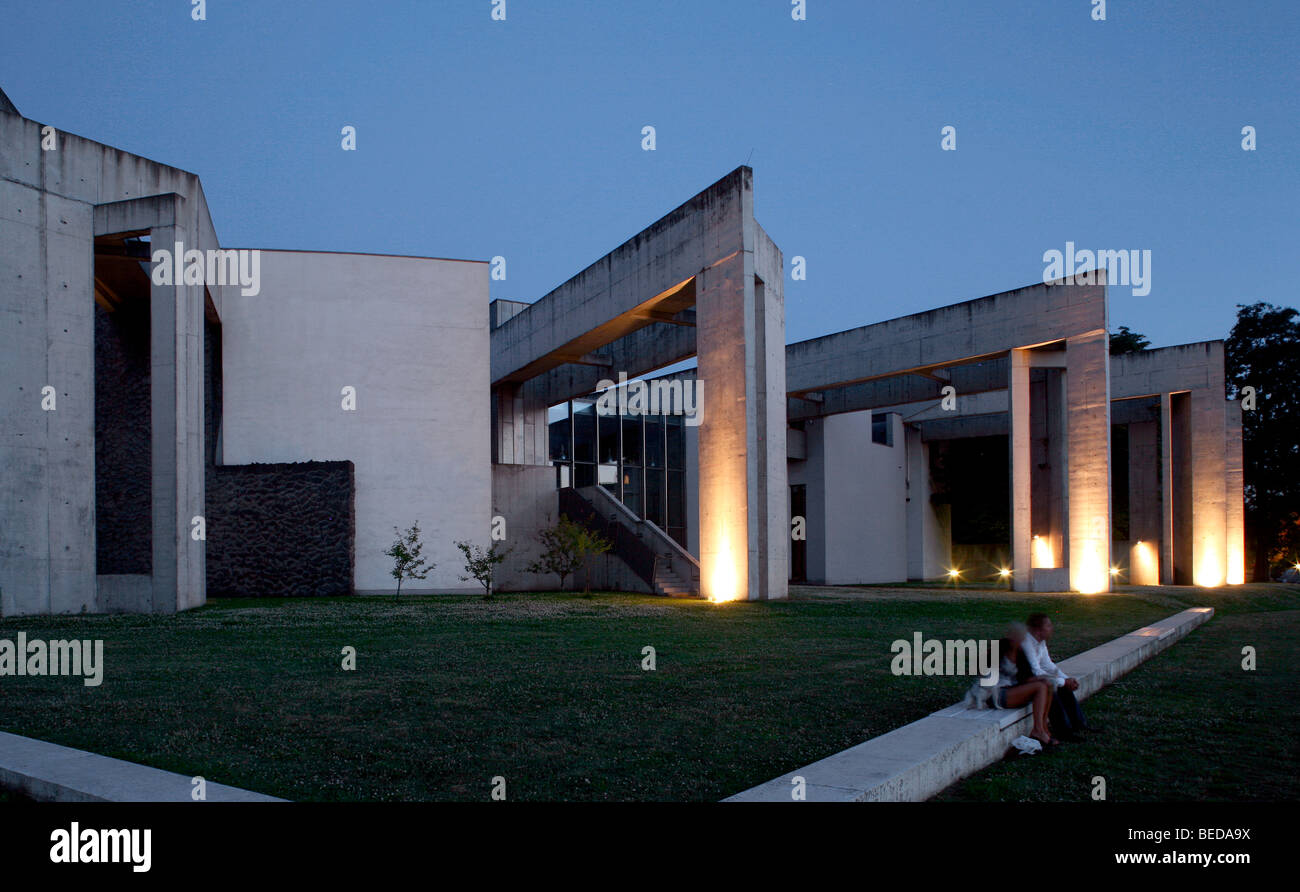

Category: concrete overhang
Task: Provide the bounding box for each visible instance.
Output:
[1111,341,1225,399]
[490,167,752,388]
[785,279,1107,397]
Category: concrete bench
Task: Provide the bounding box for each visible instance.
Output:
[0,732,285,802]
[725,606,1214,802]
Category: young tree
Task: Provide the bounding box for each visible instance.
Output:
[386,522,432,599]
[455,540,512,599]
[1226,302,1300,580]
[525,515,612,592]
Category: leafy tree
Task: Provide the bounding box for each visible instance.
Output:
[456,540,512,599]
[525,515,612,592]
[385,522,432,599]
[1110,325,1151,355]
[1226,302,1300,580]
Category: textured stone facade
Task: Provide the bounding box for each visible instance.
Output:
[205,461,355,597]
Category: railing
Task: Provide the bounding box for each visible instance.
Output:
[581,485,701,594]
[558,487,658,588]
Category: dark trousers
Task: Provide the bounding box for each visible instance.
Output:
[1050,685,1087,734]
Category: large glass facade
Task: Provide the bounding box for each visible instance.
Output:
[550,400,689,548]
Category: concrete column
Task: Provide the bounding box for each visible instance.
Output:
[1049,369,1068,567]
[1127,418,1162,585]
[1225,400,1246,584]
[149,222,206,612]
[1065,330,1111,593]
[1190,386,1227,587]
[1159,393,1176,584]
[1029,367,1068,568]
[1008,348,1032,591]
[905,425,947,580]
[1170,392,1193,583]
[696,229,787,601]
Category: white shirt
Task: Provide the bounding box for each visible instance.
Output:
[1022,632,1068,689]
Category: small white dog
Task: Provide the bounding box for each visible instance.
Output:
[963,679,997,709]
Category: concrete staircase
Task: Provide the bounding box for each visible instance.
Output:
[653,558,697,597]
[579,485,702,598]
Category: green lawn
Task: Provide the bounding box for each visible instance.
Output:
[0,584,1295,801]
[936,587,1300,802]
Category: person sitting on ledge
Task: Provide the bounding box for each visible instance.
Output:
[995,625,1058,748]
[1022,612,1093,740]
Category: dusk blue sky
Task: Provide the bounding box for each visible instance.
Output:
[3,0,1297,351]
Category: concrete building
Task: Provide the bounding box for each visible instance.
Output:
[0,90,1245,615]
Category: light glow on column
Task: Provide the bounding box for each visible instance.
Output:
[708,527,741,603]
[1194,538,1224,588]
[1131,540,1160,586]
[1226,548,1245,586]
[1032,535,1055,569]
[1073,536,1108,594]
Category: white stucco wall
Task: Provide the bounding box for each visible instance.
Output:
[219,250,490,593]
[797,410,909,585]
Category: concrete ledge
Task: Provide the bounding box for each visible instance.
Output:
[725,606,1213,802]
[0,732,285,802]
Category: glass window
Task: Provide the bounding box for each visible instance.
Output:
[667,470,685,528]
[574,463,595,488]
[622,416,642,466]
[622,466,642,517]
[549,404,571,463]
[645,418,664,469]
[872,413,894,447]
[645,468,665,527]
[666,415,685,469]
[573,401,596,463]
[598,412,619,465]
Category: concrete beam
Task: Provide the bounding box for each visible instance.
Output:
[490,169,749,386]
[786,280,1105,396]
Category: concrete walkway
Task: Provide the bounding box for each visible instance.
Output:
[725,606,1214,802]
[0,732,285,802]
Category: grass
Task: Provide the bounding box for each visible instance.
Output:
[936,587,1300,802]
[0,583,1295,801]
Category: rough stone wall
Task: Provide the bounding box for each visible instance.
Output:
[205,461,355,597]
[94,301,151,574]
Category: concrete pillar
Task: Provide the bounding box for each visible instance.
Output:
[905,425,946,580]
[1127,418,1162,585]
[1065,331,1111,593]
[1008,348,1032,591]
[1034,369,1066,566]
[149,222,206,612]
[1190,387,1227,587]
[1160,393,1176,584]
[1127,420,1161,541]
[1225,400,1246,584]
[696,230,787,601]
[1169,392,1194,584]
